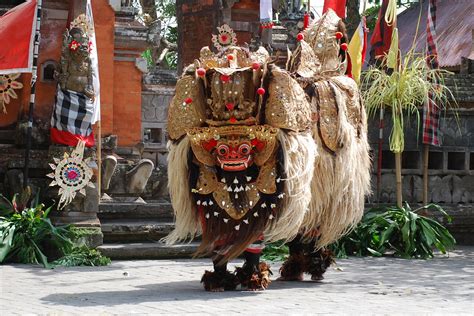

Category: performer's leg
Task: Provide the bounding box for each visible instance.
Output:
[201,254,239,292]
[236,247,272,290]
[307,248,334,281]
[279,234,306,281]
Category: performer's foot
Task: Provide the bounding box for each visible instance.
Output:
[308,249,334,282]
[236,261,272,291]
[201,269,239,292]
[278,253,307,281]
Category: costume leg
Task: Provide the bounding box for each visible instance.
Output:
[307,248,334,281]
[279,234,307,281]
[236,248,272,290]
[201,255,239,292]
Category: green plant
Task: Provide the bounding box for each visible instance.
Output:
[52,246,111,267]
[0,188,110,268]
[329,204,456,259]
[261,241,289,262]
[363,54,454,154]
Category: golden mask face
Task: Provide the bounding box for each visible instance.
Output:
[215,138,253,171]
[187,125,278,170]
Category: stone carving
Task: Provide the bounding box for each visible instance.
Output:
[101,155,155,196]
[453,175,474,203]
[58,23,94,99]
[429,175,453,204]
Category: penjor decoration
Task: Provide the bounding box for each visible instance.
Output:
[47,140,93,209]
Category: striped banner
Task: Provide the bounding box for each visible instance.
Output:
[422,0,440,146]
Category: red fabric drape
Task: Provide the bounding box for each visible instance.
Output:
[369,0,394,63]
[50,127,95,147]
[323,0,347,19]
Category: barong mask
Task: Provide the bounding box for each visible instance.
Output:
[166,25,316,263]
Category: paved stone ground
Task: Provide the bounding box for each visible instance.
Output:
[1,247,473,315]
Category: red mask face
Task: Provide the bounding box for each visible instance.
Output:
[215,140,253,171]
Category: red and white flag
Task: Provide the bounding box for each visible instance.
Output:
[0,0,38,74]
[87,0,100,124]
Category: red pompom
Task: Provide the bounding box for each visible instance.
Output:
[202,138,217,151]
[227,54,234,61]
[251,138,265,152]
[252,62,261,71]
[256,87,266,95]
[296,33,304,41]
[340,43,348,51]
[220,74,231,83]
[225,102,235,111]
[184,97,193,104]
[197,68,206,77]
[335,32,343,40]
[229,117,237,123]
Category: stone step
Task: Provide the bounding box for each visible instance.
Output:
[97,242,199,260]
[101,219,175,242]
[272,33,289,43]
[98,199,173,220]
[0,129,15,144]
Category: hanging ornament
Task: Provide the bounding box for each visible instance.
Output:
[47,140,94,209]
[196,68,206,77]
[0,73,23,114]
[303,12,310,29]
[211,24,238,52]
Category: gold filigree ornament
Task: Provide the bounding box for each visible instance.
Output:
[0,73,23,114]
[47,141,94,209]
[266,68,312,132]
[211,24,238,52]
[70,13,94,37]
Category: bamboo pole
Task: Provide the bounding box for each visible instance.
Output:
[97,120,102,199]
[422,144,429,205]
[23,0,43,188]
[376,108,384,203]
[395,152,402,208]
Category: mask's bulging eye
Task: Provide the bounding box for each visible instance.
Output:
[238,144,251,155]
[217,144,229,156]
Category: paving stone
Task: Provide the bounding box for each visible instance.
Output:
[1,247,473,315]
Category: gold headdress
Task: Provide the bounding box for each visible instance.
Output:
[288,9,347,77]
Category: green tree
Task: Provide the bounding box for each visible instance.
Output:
[134,0,177,69]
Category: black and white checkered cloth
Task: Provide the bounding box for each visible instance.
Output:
[51,88,94,136]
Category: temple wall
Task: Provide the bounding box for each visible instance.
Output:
[93,0,115,137]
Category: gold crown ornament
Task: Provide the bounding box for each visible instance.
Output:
[288,9,348,78]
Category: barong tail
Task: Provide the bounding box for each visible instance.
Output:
[289,9,372,247]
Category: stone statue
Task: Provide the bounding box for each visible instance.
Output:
[58,26,94,99]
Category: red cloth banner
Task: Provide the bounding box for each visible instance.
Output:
[369,0,394,63]
[323,0,347,19]
[0,0,38,74]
